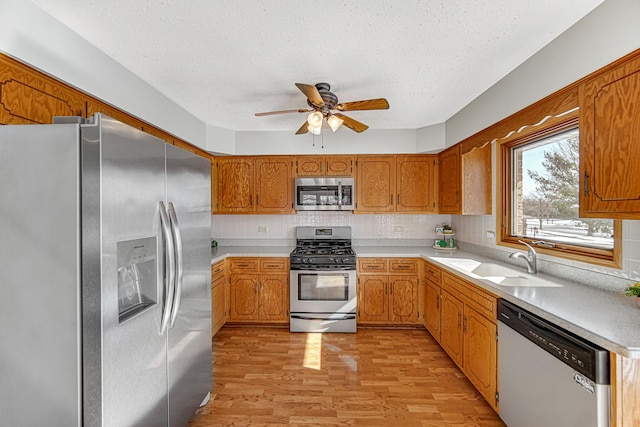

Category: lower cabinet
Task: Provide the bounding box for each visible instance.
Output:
[440,271,499,412]
[226,257,289,324]
[357,258,420,325]
[422,260,442,342]
[211,260,226,336]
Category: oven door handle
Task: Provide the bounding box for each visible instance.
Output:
[291,314,356,321]
[338,179,343,208]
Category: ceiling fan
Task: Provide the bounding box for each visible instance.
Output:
[255,83,389,135]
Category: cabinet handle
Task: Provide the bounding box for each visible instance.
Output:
[583,171,590,196]
[436,295,440,310]
[463,316,467,332]
[395,265,410,269]
[458,313,461,328]
[249,194,253,206]
[256,194,259,206]
[390,194,393,205]
[397,194,400,204]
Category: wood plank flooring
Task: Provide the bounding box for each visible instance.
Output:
[188,327,506,427]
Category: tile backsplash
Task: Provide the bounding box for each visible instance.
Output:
[212,212,451,243]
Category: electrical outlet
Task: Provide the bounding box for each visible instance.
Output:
[258,225,268,233]
[486,231,496,238]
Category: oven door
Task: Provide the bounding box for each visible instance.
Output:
[289,269,356,314]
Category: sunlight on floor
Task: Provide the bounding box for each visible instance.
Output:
[303,333,322,370]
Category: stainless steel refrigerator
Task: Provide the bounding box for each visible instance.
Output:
[0,114,212,426]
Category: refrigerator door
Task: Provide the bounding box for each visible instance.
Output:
[165,143,212,426]
[0,124,82,426]
[81,115,169,427]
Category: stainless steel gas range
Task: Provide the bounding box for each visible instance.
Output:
[289,226,357,333]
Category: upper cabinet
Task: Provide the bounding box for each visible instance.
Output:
[438,143,491,215]
[0,54,85,125]
[579,52,640,219]
[295,155,354,176]
[214,156,293,214]
[356,155,437,213]
[438,146,461,214]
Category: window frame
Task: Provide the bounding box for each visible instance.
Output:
[496,108,621,269]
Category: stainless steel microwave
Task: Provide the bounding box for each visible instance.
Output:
[294,177,355,211]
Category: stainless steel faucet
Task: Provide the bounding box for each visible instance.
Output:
[509,240,537,274]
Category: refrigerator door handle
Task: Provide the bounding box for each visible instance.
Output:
[168,202,184,328]
[159,201,176,335]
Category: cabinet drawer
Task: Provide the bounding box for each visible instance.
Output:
[228,258,260,273]
[358,258,388,272]
[442,272,497,321]
[389,259,419,274]
[423,261,441,284]
[211,261,225,281]
[260,258,288,272]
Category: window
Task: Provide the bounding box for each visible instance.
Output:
[499,117,620,267]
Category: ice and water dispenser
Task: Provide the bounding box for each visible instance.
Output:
[117,237,157,322]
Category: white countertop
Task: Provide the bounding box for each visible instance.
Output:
[212,245,640,358]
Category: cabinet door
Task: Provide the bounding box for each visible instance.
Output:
[357,275,388,322]
[424,280,441,342]
[217,158,254,213]
[259,274,289,322]
[254,157,293,213]
[579,54,640,218]
[211,276,226,336]
[462,144,492,215]
[296,156,325,176]
[0,54,86,125]
[438,145,461,214]
[463,307,497,410]
[325,156,354,176]
[389,276,419,324]
[396,155,437,213]
[229,274,259,320]
[441,289,464,367]
[356,156,395,212]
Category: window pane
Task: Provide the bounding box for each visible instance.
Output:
[511,128,614,250]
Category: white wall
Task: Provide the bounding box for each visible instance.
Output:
[212,212,451,243]
[447,0,640,281]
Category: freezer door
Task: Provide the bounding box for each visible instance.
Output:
[0,124,82,426]
[165,144,212,426]
[82,115,169,427]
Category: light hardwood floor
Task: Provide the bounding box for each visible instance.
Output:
[188,327,506,427]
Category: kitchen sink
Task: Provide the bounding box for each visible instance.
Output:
[431,258,563,288]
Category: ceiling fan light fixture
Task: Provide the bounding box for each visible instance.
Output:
[307,124,321,135]
[327,114,344,132]
[307,111,323,128]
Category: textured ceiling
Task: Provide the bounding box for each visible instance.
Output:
[30,0,604,132]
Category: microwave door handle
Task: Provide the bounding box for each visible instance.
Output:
[338,180,343,208]
[158,201,175,335]
[167,202,184,328]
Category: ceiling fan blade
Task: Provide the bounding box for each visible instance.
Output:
[295,121,309,135]
[334,113,369,133]
[255,108,311,117]
[336,98,389,111]
[295,83,324,107]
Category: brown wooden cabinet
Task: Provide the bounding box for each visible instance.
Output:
[295,155,354,176]
[396,155,438,213]
[438,145,461,214]
[227,257,289,324]
[579,52,640,219]
[356,155,437,213]
[440,271,498,411]
[214,156,293,214]
[357,258,420,325]
[0,54,86,125]
[422,261,442,342]
[211,260,226,336]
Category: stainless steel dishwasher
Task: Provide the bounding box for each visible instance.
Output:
[498,300,610,427]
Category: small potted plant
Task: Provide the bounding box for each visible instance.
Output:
[624,282,640,307]
[211,239,218,254]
